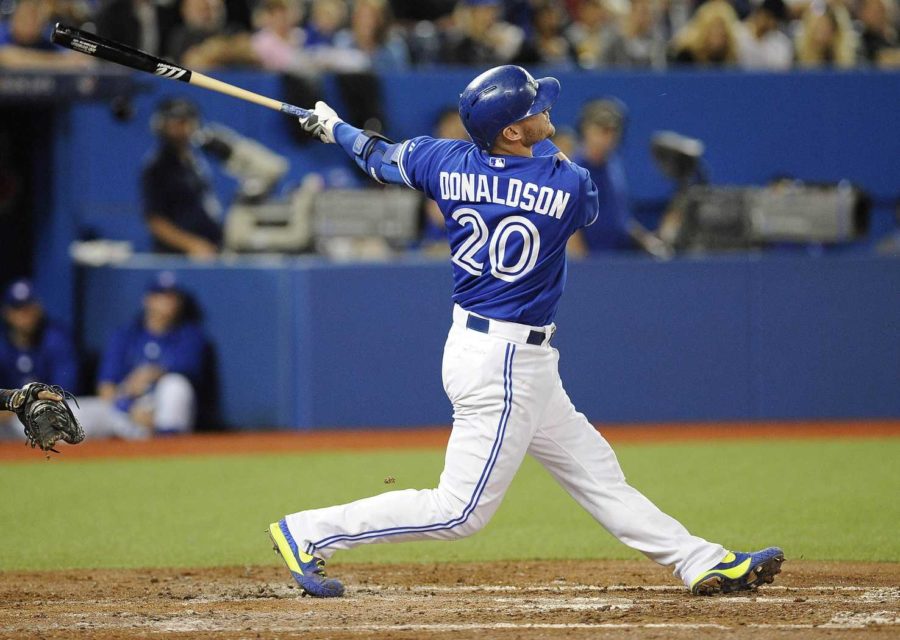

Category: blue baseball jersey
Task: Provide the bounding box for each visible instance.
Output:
[0,321,79,391]
[98,319,207,387]
[397,137,598,326]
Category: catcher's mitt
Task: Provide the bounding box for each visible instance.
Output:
[10,383,85,455]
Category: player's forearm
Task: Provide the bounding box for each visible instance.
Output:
[333,123,406,186]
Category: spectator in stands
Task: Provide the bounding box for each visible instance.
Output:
[305,0,349,46]
[670,0,741,65]
[659,0,696,41]
[250,0,369,73]
[514,0,577,66]
[612,0,669,67]
[439,0,526,65]
[566,0,627,68]
[166,0,256,68]
[96,0,179,58]
[0,0,93,68]
[856,0,900,66]
[568,99,671,258]
[334,0,411,70]
[737,0,794,69]
[0,280,79,439]
[250,0,308,71]
[142,98,223,258]
[795,2,858,67]
[71,272,210,438]
[53,0,93,29]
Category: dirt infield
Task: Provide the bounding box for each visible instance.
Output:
[0,560,898,639]
[2,419,899,462]
[3,423,898,638]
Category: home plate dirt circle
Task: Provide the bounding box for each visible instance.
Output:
[1,560,898,639]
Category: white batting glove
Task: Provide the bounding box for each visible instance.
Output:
[298,101,342,144]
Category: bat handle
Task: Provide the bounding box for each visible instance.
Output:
[279,103,311,119]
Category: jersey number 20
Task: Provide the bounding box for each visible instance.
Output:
[451,208,540,283]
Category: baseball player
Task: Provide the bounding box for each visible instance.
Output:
[71,272,206,438]
[268,65,783,598]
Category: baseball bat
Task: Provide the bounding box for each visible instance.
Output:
[51,23,310,119]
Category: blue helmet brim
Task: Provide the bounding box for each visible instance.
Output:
[523,76,560,120]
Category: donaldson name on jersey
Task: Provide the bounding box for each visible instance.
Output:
[437,172,571,220]
[399,137,599,327]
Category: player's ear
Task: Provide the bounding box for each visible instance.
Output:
[501,124,523,144]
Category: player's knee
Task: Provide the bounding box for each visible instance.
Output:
[156,374,195,404]
[431,486,492,539]
[454,510,490,538]
[154,374,196,433]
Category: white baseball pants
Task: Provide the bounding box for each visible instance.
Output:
[286,307,725,586]
[71,373,196,439]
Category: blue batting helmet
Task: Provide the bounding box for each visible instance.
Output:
[458,65,561,151]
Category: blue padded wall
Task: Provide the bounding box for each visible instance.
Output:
[80,255,900,429]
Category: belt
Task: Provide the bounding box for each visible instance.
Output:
[453,304,554,346]
[466,315,547,345]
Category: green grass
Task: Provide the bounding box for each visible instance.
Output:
[0,438,898,571]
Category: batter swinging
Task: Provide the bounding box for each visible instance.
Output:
[268,65,784,598]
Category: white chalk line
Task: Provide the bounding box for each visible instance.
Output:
[822,611,900,628]
[226,621,894,633]
[493,596,635,612]
[360,583,884,594]
[45,614,900,634]
[492,595,879,611]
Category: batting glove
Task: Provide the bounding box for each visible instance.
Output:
[298,101,342,144]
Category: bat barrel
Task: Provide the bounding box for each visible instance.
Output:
[51,23,310,118]
[51,23,192,82]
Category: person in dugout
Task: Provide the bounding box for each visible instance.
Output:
[71,272,210,439]
[142,97,224,258]
[0,279,79,439]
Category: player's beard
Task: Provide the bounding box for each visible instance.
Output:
[522,118,555,147]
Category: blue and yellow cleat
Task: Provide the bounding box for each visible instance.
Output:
[268,520,345,598]
[691,547,785,595]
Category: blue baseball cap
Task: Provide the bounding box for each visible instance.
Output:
[2,279,39,308]
[145,271,183,295]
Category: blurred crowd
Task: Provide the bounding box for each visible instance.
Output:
[1,0,899,71]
